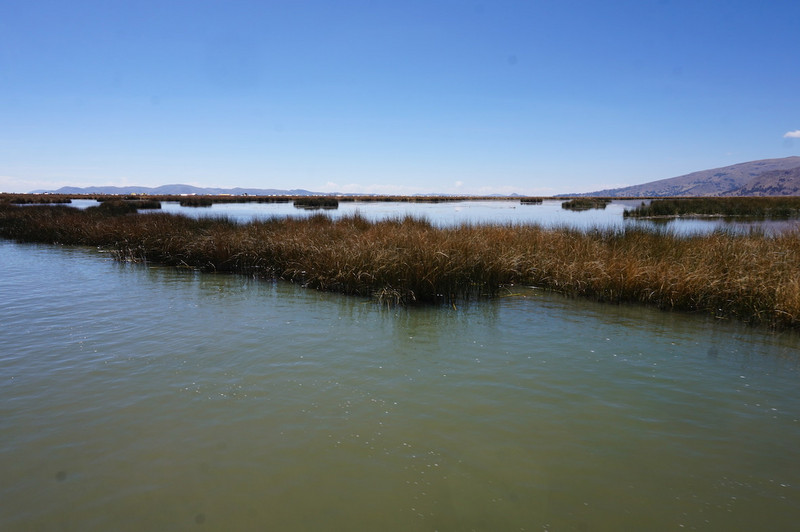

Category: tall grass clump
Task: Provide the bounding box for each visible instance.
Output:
[1,201,799,329]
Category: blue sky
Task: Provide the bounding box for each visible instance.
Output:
[1,0,798,194]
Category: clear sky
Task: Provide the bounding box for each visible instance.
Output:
[2,0,798,195]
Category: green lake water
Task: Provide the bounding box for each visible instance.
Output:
[1,239,799,531]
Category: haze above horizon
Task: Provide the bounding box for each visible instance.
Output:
[2,1,798,195]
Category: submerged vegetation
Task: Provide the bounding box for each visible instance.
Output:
[624,197,800,218]
[1,201,800,329]
[561,198,612,211]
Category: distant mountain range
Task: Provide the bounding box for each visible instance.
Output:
[587,156,800,197]
[39,184,317,196]
[35,156,800,197]
[39,184,517,197]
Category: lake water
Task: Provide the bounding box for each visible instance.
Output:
[2,238,799,531]
[70,198,800,234]
[152,199,632,229]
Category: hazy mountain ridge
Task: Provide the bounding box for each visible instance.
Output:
[37,184,517,197]
[39,184,317,196]
[33,157,800,197]
[588,156,800,197]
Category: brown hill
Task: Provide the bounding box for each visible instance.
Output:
[722,166,800,196]
[589,156,800,197]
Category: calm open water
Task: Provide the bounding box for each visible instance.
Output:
[70,198,800,234]
[1,238,799,531]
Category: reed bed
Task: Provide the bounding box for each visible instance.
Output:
[179,197,213,207]
[561,198,612,210]
[96,198,161,209]
[624,197,800,218]
[4,195,72,204]
[85,199,160,215]
[293,197,339,209]
[1,202,799,329]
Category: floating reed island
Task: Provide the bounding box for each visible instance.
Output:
[1,200,799,329]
